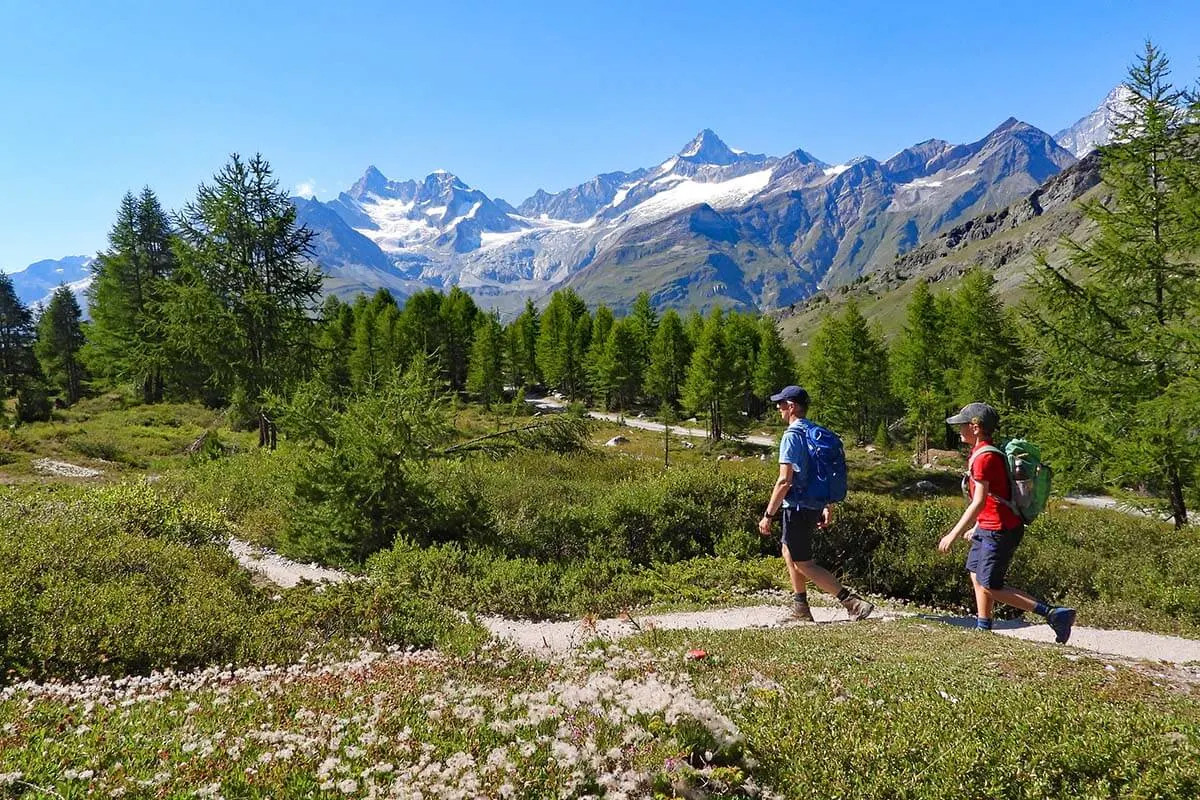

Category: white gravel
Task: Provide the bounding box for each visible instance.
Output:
[226,538,357,588]
[32,459,103,478]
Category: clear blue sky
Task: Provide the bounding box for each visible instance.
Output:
[1,0,1197,271]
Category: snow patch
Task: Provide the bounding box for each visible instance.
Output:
[823,164,850,177]
[619,169,773,224]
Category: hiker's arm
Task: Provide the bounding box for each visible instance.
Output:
[938,479,987,552]
[759,463,793,536]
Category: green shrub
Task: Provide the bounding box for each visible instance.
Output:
[16,382,51,423]
[0,485,484,681]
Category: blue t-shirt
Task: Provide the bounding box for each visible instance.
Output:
[779,419,820,510]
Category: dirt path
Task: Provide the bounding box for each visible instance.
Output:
[529,395,777,447]
[226,538,358,588]
[225,537,1200,666]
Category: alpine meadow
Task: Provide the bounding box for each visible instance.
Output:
[1,22,1200,800]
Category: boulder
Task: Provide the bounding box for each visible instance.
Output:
[604,436,629,447]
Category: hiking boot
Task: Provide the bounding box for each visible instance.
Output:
[790,599,815,622]
[1046,607,1076,644]
[840,594,874,621]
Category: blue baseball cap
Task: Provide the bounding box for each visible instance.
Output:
[769,385,810,405]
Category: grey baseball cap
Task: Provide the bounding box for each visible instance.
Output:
[946,402,1000,432]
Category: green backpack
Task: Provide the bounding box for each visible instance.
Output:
[968,439,1053,524]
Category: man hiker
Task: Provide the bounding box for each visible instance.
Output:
[937,402,1076,642]
[758,385,874,622]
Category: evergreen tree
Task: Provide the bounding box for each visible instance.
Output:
[892,279,951,460]
[752,316,797,407]
[86,188,176,402]
[35,287,86,404]
[399,289,447,367]
[584,304,615,402]
[803,300,892,441]
[594,318,642,410]
[0,273,35,396]
[314,295,354,396]
[561,308,591,400]
[175,153,321,421]
[724,311,762,420]
[348,295,379,391]
[467,311,505,408]
[628,291,658,381]
[373,301,403,378]
[440,287,478,391]
[536,289,587,395]
[1028,43,1199,526]
[645,309,691,408]
[944,269,1025,408]
[682,308,735,439]
[510,298,541,388]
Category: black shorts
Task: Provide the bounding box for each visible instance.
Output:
[965,525,1025,590]
[781,507,821,563]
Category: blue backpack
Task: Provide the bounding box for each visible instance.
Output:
[793,419,848,504]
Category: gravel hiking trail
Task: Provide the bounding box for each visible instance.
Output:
[228,537,1200,669]
[37,457,1197,670]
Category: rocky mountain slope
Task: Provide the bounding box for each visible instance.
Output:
[773,149,1107,348]
[308,118,1080,314]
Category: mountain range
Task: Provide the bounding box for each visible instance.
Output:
[7,86,1128,316]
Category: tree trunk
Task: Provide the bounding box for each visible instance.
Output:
[1169,463,1188,529]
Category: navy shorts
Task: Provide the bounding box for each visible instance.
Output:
[781,507,821,563]
[965,525,1024,590]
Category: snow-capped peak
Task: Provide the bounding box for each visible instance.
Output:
[678,129,740,165]
[1054,84,1137,158]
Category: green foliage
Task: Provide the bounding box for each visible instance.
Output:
[279,362,453,565]
[15,380,52,422]
[466,311,504,407]
[752,316,796,405]
[506,298,540,389]
[891,278,951,457]
[35,286,86,404]
[944,268,1025,408]
[802,299,893,442]
[873,419,890,449]
[683,308,737,439]
[1027,43,1200,527]
[536,289,589,398]
[0,480,483,681]
[84,188,176,403]
[439,287,479,391]
[175,153,322,413]
[645,308,691,407]
[0,272,36,396]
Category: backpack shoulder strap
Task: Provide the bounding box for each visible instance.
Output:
[966,445,1018,514]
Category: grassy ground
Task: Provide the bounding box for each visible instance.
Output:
[0,392,258,482]
[1,622,1196,799]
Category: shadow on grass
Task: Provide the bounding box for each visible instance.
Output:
[919,612,1037,632]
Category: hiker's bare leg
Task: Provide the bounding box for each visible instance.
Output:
[796,560,843,597]
[986,586,1037,614]
[971,572,994,619]
[783,550,808,594]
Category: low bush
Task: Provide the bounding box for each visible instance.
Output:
[367,538,781,620]
[0,483,483,681]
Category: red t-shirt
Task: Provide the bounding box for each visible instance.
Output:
[969,441,1021,530]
